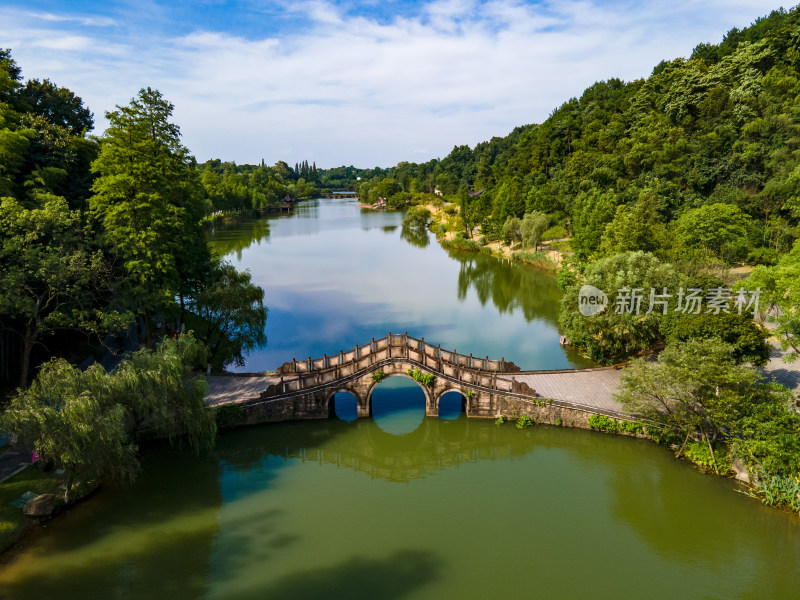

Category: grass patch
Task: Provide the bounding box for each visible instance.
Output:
[440,238,483,252]
[511,250,557,270]
[0,466,63,552]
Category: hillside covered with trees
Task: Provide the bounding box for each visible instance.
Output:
[381,8,800,265]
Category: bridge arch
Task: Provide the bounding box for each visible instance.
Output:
[365,370,433,418]
[326,386,363,420]
[435,388,467,419]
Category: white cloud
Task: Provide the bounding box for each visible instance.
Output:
[0,1,785,167]
[28,11,117,27]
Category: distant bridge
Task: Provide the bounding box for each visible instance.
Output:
[206,333,629,427]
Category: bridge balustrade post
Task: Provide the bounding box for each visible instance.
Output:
[292,358,297,374]
[324,354,328,369]
[308,357,312,372]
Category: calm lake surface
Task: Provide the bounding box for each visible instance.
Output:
[2,198,799,598]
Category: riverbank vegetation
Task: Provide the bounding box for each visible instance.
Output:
[0,50,267,537]
[616,339,800,514]
[380,7,800,515]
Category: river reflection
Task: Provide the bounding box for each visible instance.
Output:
[207,198,594,371]
[3,420,800,599]
[5,198,798,599]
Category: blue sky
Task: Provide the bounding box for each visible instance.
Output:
[0,1,787,168]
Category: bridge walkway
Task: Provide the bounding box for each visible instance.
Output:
[510,369,624,413]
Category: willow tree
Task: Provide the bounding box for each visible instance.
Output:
[89,88,209,347]
[0,360,138,503]
[0,334,215,502]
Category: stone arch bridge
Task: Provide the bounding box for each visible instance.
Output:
[267,332,528,419]
[207,333,628,424]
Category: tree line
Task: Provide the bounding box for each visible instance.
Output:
[0,50,273,500]
[388,8,800,513]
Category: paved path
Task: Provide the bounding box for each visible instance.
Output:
[763,338,800,396]
[511,369,624,413]
[205,375,281,406]
[0,446,31,483]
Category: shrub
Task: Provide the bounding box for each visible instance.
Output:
[542,224,568,240]
[371,369,387,383]
[745,475,800,513]
[516,415,533,429]
[684,441,731,473]
[588,414,618,433]
[618,420,644,435]
[511,251,557,270]
[407,368,435,386]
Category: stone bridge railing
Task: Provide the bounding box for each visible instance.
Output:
[269,332,527,397]
[277,332,519,376]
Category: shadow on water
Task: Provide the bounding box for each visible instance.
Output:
[400,224,430,248]
[207,215,271,260]
[526,426,800,596]
[222,549,443,600]
[0,441,225,599]
[450,249,562,325]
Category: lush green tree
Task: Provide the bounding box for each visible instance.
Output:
[16,79,93,135]
[89,88,209,346]
[560,251,685,362]
[617,338,800,479]
[520,211,549,250]
[0,334,216,501]
[743,240,800,361]
[675,203,750,261]
[616,339,759,471]
[0,197,120,388]
[571,190,618,257]
[109,334,216,451]
[403,206,431,230]
[501,216,522,245]
[659,311,770,366]
[599,190,665,255]
[457,186,486,239]
[186,261,267,371]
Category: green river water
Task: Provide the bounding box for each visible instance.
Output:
[1,198,799,599]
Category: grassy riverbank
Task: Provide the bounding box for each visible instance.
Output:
[0,468,62,554]
[417,200,562,272]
